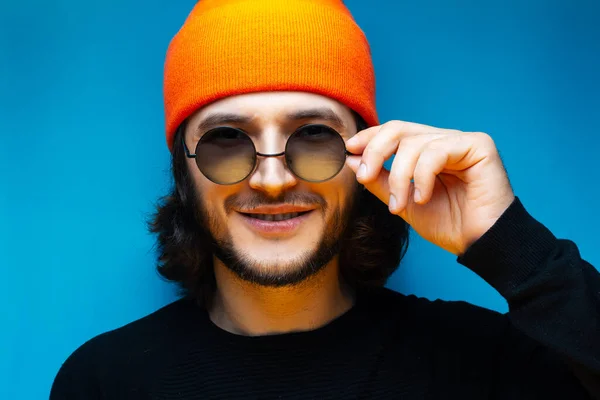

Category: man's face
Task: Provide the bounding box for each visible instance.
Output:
[184,92,361,287]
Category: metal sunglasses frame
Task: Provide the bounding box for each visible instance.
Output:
[181,123,358,184]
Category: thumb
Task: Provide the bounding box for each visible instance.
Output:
[345,156,392,208]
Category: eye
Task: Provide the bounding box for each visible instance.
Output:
[218,128,246,140]
[206,127,247,141]
[202,127,252,148]
[295,125,336,140]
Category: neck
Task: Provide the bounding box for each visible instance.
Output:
[208,256,355,336]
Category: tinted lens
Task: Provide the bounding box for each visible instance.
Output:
[195,127,256,184]
[285,125,347,182]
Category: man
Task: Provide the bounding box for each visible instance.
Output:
[50,0,600,398]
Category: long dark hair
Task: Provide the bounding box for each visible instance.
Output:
[148,114,410,306]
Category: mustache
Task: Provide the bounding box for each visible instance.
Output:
[224,191,327,213]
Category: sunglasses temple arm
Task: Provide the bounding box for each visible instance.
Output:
[181,136,196,158]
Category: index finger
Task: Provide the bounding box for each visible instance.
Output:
[345,120,451,153]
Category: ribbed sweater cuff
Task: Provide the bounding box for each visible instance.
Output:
[457,196,558,300]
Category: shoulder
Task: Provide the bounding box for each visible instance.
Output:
[72,296,199,358]
[363,285,504,318]
[50,297,203,398]
[362,287,515,374]
[362,286,510,340]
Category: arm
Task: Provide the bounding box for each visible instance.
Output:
[458,196,600,398]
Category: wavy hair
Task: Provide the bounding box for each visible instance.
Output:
[148,114,410,306]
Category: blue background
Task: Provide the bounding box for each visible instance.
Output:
[1,0,599,398]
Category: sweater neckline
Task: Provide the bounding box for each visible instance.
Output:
[196,288,370,349]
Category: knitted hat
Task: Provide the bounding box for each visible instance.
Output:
[163,0,378,151]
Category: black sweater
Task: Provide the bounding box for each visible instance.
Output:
[50,198,600,399]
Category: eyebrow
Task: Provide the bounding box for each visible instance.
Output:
[287,108,346,130]
[196,107,347,133]
[196,113,253,132]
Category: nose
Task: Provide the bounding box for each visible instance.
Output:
[247,136,298,197]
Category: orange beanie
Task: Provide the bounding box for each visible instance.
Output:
[163,0,378,151]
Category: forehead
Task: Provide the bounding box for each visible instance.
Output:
[187,91,354,126]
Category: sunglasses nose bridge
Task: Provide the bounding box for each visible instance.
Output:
[247,151,298,194]
[256,151,285,158]
[254,150,288,177]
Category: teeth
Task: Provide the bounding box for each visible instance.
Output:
[251,212,301,221]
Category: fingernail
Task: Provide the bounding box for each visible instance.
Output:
[414,188,421,203]
[389,194,397,211]
[357,163,367,179]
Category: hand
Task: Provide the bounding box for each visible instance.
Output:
[345,120,515,256]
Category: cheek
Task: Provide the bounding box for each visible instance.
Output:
[188,158,210,188]
[311,169,357,213]
[187,160,234,219]
[339,164,358,186]
[334,165,359,197]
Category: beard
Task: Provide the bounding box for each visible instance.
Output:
[197,186,361,288]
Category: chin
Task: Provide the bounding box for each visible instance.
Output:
[216,243,328,287]
[240,255,309,276]
[237,239,319,264]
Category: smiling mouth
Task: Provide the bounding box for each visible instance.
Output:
[241,211,312,221]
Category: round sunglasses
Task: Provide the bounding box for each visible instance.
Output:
[182,124,357,185]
